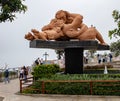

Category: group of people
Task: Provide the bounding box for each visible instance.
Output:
[3,66,29,84]
[25,10,106,45]
[97,53,113,64]
[19,66,28,81]
[35,57,44,65]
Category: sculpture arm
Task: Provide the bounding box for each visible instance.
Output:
[65,11,83,19]
[78,23,88,35]
[42,19,59,31]
[42,25,53,31]
[65,11,83,25]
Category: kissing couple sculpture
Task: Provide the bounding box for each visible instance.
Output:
[25,10,106,45]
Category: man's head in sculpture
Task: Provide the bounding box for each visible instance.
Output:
[55,10,67,23]
[55,10,74,24]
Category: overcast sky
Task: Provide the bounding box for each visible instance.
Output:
[0,0,120,68]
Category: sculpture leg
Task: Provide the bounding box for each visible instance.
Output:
[71,16,82,27]
[37,32,48,40]
[94,28,106,45]
[44,30,62,40]
[65,29,80,38]
[24,32,35,41]
[77,28,96,40]
[77,27,106,45]
[31,29,48,40]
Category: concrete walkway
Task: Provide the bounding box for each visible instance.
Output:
[0,78,120,101]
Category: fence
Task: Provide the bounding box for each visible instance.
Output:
[20,77,34,93]
[20,77,120,95]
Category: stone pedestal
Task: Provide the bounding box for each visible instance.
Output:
[30,40,109,74]
[65,48,83,74]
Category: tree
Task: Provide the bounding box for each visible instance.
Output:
[55,49,64,60]
[88,49,96,58]
[109,10,120,39]
[0,0,27,22]
[109,10,120,56]
[110,40,120,56]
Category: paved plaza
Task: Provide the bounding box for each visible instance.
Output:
[0,78,120,101]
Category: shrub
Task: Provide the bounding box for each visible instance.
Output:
[32,64,60,79]
[84,64,113,70]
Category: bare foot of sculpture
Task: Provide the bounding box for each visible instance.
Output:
[24,32,35,41]
[31,29,48,41]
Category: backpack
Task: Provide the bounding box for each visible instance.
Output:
[35,60,39,65]
[24,70,28,75]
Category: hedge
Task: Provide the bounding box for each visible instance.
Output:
[22,74,120,95]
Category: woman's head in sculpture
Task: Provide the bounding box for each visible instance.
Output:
[55,10,67,23]
[50,18,64,28]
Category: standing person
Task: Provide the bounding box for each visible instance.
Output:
[23,66,28,82]
[4,69,10,84]
[85,52,89,64]
[35,58,41,65]
[97,54,101,64]
[109,53,113,62]
[40,58,44,65]
[102,55,106,63]
[105,54,108,63]
[85,56,89,64]
[35,58,39,65]
[19,67,24,79]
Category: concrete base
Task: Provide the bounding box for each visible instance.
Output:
[30,40,109,50]
[30,40,109,74]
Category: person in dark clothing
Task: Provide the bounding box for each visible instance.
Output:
[109,53,113,62]
[97,54,101,64]
[35,58,41,65]
[23,66,28,82]
[4,69,10,84]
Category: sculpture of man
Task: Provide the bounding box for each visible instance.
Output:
[25,10,106,45]
[55,10,106,45]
